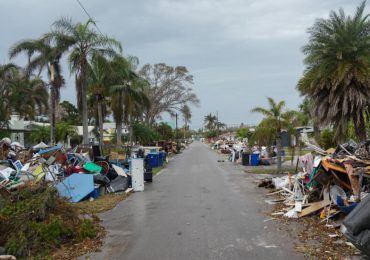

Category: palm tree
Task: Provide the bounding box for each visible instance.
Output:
[109,55,150,145]
[110,83,149,145]
[0,63,18,128]
[49,17,122,145]
[29,125,50,143]
[9,37,68,145]
[298,97,312,126]
[204,113,217,130]
[215,121,227,130]
[1,65,48,122]
[181,105,191,138]
[55,122,77,144]
[298,1,370,141]
[252,97,290,173]
[87,52,110,145]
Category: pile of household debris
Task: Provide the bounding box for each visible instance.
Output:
[258,139,370,256]
[0,137,165,203]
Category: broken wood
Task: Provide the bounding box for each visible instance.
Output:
[271,212,285,216]
[298,200,331,217]
[265,189,284,196]
[281,186,294,194]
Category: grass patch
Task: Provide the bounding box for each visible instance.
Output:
[152,167,163,176]
[74,192,129,214]
[245,166,297,174]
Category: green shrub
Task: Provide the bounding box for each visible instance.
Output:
[0,184,98,258]
[319,129,336,150]
[78,219,97,240]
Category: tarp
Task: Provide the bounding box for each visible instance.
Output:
[38,145,62,155]
[55,174,94,203]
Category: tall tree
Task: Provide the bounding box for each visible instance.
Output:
[155,122,174,140]
[139,63,199,125]
[49,17,122,145]
[204,113,217,130]
[0,63,18,128]
[252,97,290,173]
[9,37,68,145]
[58,101,79,125]
[181,105,191,138]
[87,52,110,145]
[298,1,370,141]
[109,55,150,145]
[0,65,48,123]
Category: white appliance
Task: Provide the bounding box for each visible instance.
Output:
[131,158,144,191]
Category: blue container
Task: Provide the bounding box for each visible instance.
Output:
[250,153,260,166]
[147,153,159,168]
[163,152,167,163]
[158,152,165,166]
[89,185,101,199]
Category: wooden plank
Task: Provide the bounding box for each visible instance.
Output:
[322,160,347,174]
[281,186,294,194]
[298,200,330,217]
[265,190,284,196]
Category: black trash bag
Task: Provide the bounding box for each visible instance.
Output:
[343,194,370,236]
[93,174,110,185]
[106,168,118,181]
[106,176,128,193]
[259,159,271,166]
[343,228,370,256]
[342,194,370,256]
[144,169,153,182]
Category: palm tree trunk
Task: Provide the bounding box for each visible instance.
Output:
[129,115,133,145]
[97,99,104,146]
[116,123,122,146]
[184,120,187,139]
[354,113,367,141]
[81,68,89,146]
[50,86,56,145]
[276,130,282,173]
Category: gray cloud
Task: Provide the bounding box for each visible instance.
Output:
[0,0,365,128]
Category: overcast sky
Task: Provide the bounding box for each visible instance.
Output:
[0,0,365,129]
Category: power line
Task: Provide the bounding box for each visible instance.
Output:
[75,0,104,36]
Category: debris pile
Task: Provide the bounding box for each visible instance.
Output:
[0,140,164,203]
[258,139,370,256]
[0,138,167,258]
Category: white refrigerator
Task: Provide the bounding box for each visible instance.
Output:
[131,158,144,191]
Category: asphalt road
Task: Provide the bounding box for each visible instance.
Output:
[85,142,302,260]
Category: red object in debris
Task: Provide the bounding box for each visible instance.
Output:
[71,166,86,174]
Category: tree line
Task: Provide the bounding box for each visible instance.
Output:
[204,1,370,173]
[252,2,370,148]
[0,17,199,145]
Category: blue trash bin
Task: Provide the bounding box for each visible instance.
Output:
[250,153,260,166]
[158,152,164,166]
[163,152,167,163]
[147,153,159,168]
